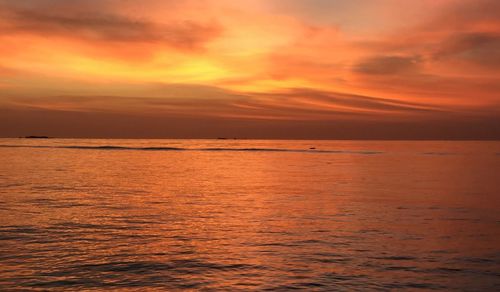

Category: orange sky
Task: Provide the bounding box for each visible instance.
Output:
[0,0,499,139]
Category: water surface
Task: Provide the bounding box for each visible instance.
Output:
[0,139,499,290]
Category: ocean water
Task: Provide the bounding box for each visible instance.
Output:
[0,139,499,291]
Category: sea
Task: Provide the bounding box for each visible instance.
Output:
[0,139,499,291]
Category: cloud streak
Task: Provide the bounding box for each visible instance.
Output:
[1,84,448,122]
[0,1,222,50]
[354,55,422,75]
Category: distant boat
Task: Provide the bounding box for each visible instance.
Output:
[24,136,51,139]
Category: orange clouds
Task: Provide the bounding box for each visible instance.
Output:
[0,0,499,138]
[0,2,222,50]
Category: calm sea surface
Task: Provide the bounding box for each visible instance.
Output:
[0,139,499,291]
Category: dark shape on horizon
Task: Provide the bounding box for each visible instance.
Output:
[309,147,316,150]
[24,136,51,139]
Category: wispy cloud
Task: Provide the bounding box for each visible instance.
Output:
[354,55,422,75]
[0,1,222,50]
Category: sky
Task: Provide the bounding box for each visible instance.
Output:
[0,0,499,139]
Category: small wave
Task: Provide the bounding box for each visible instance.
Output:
[374,256,418,261]
[384,282,444,290]
[65,146,185,151]
[0,144,383,154]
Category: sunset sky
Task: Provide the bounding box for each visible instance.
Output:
[0,0,499,139]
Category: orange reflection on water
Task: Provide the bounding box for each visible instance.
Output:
[0,140,499,289]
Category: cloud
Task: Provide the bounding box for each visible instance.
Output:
[434,32,500,69]
[345,0,500,105]
[0,1,222,50]
[1,83,444,123]
[246,88,441,119]
[354,55,422,75]
[425,0,500,31]
[3,98,499,140]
